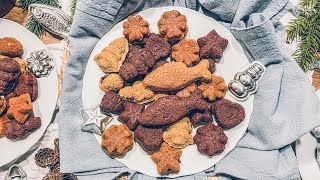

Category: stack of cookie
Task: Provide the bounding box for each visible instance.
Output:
[94,10,246,176]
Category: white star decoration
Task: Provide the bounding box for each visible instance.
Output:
[80,106,113,135]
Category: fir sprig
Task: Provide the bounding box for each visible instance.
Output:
[17,0,60,37]
[70,0,77,17]
[286,0,320,72]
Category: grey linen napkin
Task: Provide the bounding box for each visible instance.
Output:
[58,0,320,179]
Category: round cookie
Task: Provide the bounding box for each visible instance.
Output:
[212,99,246,129]
[99,73,124,92]
[0,37,23,57]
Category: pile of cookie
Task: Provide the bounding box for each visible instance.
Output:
[0,37,41,140]
[94,10,246,175]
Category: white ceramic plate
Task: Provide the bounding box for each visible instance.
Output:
[0,19,58,167]
[82,7,253,178]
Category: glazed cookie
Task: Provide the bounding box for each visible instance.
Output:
[119,81,155,104]
[212,99,245,129]
[197,29,228,60]
[151,142,182,175]
[123,15,150,43]
[134,125,164,154]
[5,117,41,140]
[99,73,124,92]
[101,124,134,158]
[118,102,144,130]
[94,37,129,72]
[163,117,193,149]
[190,103,213,127]
[0,37,23,57]
[198,74,227,101]
[158,10,188,42]
[0,58,21,95]
[144,33,171,60]
[138,89,207,126]
[7,94,33,123]
[101,91,125,114]
[193,123,228,156]
[14,72,38,101]
[176,83,197,98]
[0,96,6,115]
[143,60,211,91]
[171,39,199,66]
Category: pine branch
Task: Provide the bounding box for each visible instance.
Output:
[26,15,46,37]
[70,0,77,17]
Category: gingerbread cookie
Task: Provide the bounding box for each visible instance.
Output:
[0,96,6,115]
[0,115,9,138]
[14,72,38,101]
[5,117,41,140]
[213,99,245,129]
[171,39,199,66]
[101,124,134,158]
[123,15,150,43]
[151,142,182,175]
[101,91,125,114]
[176,83,197,98]
[99,73,123,92]
[94,37,129,72]
[158,10,188,42]
[138,89,207,126]
[190,103,213,127]
[0,58,21,95]
[118,102,144,130]
[134,125,164,154]
[144,33,171,60]
[193,123,228,156]
[0,37,23,57]
[143,60,211,91]
[119,81,155,104]
[7,94,33,123]
[197,29,228,60]
[163,117,193,149]
[198,74,227,101]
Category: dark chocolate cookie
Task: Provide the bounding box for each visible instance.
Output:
[0,58,21,95]
[197,30,228,60]
[212,99,245,129]
[5,117,41,140]
[14,72,38,101]
[118,102,144,130]
[144,33,171,60]
[207,59,216,74]
[101,91,125,114]
[190,103,213,127]
[134,125,164,154]
[193,123,228,156]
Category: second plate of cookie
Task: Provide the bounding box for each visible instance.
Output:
[83,7,253,178]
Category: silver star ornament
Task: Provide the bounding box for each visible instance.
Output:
[80,106,113,135]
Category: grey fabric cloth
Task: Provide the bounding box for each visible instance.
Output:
[58,0,320,179]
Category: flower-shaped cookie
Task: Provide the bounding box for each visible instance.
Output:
[171,39,199,66]
[0,37,23,57]
[212,99,245,129]
[123,15,150,43]
[0,58,21,95]
[27,49,54,78]
[0,96,6,115]
[158,10,188,41]
[197,29,228,59]
[94,37,129,72]
[198,74,227,101]
[163,117,193,149]
[101,91,125,114]
[99,73,123,92]
[119,81,155,104]
[7,94,33,123]
[118,102,144,130]
[144,33,171,60]
[151,142,182,175]
[14,72,38,101]
[193,123,228,156]
[101,124,134,158]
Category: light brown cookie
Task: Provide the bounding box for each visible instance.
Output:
[151,142,182,175]
[176,83,197,98]
[171,39,199,66]
[99,73,124,92]
[0,115,9,138]
[119,81,155,104]
[7,94,33,123]
[94,37,129,72]
[101,124,134,158]
[0,37,23,57]
[198,74,227,101]
[123,15,150,43]
[163,117,193,149]
[143,60,211,91]
[158,10,188,42]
